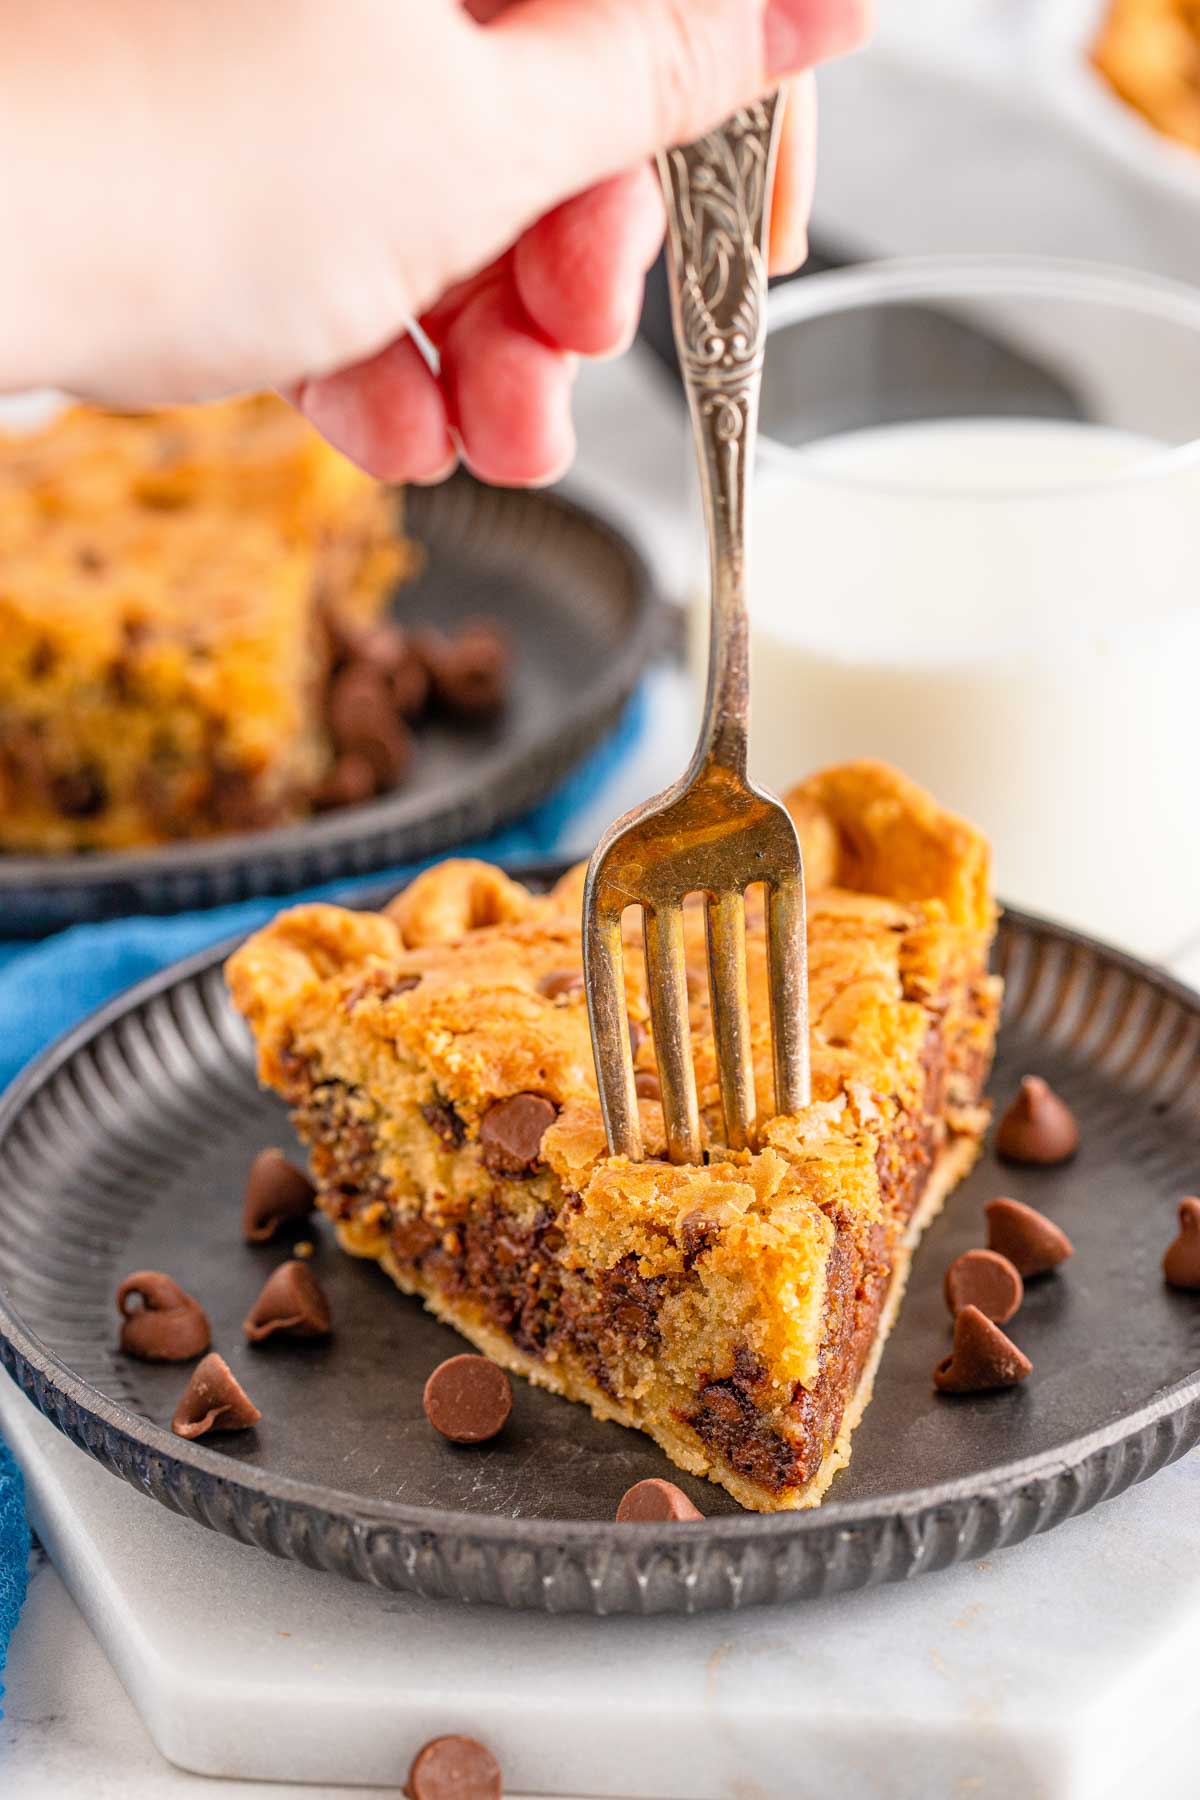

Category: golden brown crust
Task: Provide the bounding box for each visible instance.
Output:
[227,760,1001,1512]
[1092,0,1200,152]
[0,396,415,850]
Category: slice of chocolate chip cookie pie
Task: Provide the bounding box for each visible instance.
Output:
[228,761,1000,1512]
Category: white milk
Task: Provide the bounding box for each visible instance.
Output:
[695,418,1200,956]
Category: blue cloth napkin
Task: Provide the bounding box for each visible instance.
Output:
[0,1440,28,1717]
[0,688,643,1692]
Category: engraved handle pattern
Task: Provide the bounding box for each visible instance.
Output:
[658,98,782,777]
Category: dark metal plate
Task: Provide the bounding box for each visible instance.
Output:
[2,876,1199,1613]
[0,480,657,935]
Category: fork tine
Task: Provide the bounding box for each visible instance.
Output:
[584,902,642,1162]
[642,901,701,1164]
[766,872,811,1118]
[705,889,756,1151]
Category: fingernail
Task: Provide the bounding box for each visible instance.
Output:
[412,452,460,487]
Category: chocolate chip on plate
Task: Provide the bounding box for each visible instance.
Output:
[479,1093,558,1176]
[1163,1197,1200,1291]
[995,1075,1079,1166]
[538,968,585,1002]
[242,1148,317,1244]
[943,1249,1023,1324]
[423,1354,512,1444]
[405,1734,502,1800]
[312,750,378,812]
[616,1478,703,1523]
[417,622,510,721]
[934,1305,1032,1395]
[326,664,413,787]
[116,1270,211,1362]
[171,1353,261,1439]
[985,1197,1074,1277]
[244,1261,332,1344]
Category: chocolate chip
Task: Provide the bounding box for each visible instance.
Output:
[243,1261,332,1343]
[635,1070,661,1101]
[422,1097,466,1150]
[985,1197,1074,1277]
[538,969,585,1002]
[51,764,107,819]
[933,1305,1032,1394]
[116,1270,211,1362]
[352,622,409,676]
[995,1075,1079,1166]
[679,1208,718,1266]
[1164,1197,1200,1291]
[28,638,57,679]
[242,1148,317,1244]
[405,1735,502,1800]
[943,1249,1023,1323]
[326,664,412,787]
[312,751,378,812]
[479,1093,558,1176]
[76,545,107,576]
[616,1478,703,1522]
[417,622,510,721]
[423,1354,512,1443]
[628,1019,647,1058]
[171,1353,261,1439]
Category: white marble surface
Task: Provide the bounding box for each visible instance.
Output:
[9,1374,1200,1800]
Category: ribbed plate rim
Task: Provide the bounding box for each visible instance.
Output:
[2,875,1200,1559]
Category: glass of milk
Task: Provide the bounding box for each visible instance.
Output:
[688,257,1200,959]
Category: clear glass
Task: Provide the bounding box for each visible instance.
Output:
[688,256,1200,957]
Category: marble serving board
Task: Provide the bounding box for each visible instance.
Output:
[5,1376,1200,1799]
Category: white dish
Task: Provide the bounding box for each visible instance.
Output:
[1036,0,1200,203]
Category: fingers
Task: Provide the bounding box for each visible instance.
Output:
[484,0,871,201]
[514,166,663,357]
[294,336,455,483]
[768,73,817,275]
[440,277,577,487]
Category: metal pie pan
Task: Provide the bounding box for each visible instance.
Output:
[1,871,1199,1614]
[0,478,658,935]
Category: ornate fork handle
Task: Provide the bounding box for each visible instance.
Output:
[658,96,782,779]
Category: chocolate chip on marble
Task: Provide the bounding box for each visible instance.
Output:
[995,1076,1079,1166]
[242,1148,317,1244]
[635,1070,661,1101]
[985,1198,1074,1278]
[404,1735,503,1800]
[538,969,585,1002]
[616,1478,703,1523]
[116,1270,211,1362]
[1163,1198,1200,1291]
[479,1093,558,1176]
[243,1261,332,1343]
[943,1249,1023,1324]
[423,1355,512,1444]
[933,1305,1032,1395]
[171,1353,261,1439]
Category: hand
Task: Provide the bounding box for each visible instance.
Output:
[0,0,870,483]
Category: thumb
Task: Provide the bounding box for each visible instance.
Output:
[483,0,868,201]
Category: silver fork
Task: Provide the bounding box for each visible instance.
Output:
[583,96,810,1167]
